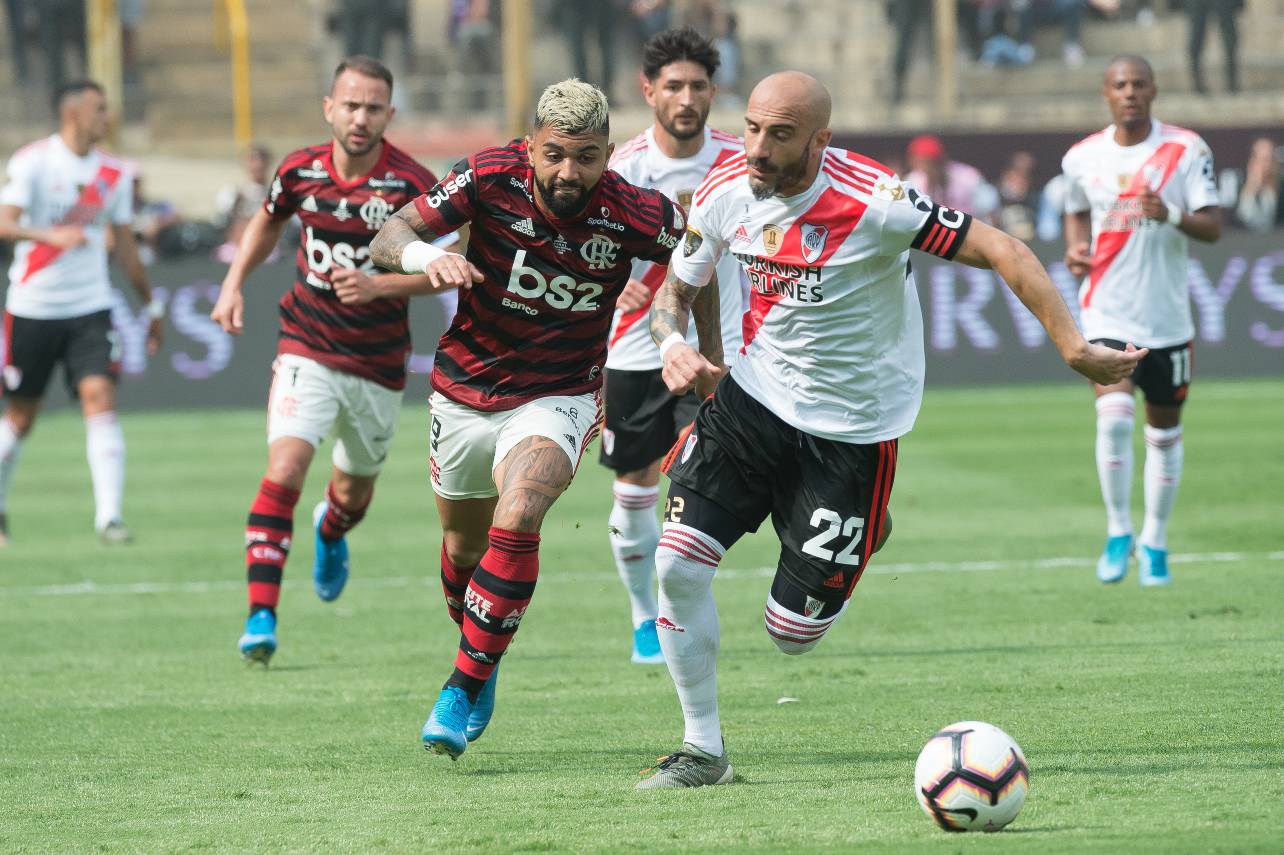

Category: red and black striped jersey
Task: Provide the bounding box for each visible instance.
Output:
[412,139,682,411]
[264,140,438,390]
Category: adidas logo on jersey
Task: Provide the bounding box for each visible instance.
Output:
[510,217,536,237]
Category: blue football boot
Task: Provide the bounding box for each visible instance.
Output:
[1138,544,1172,587]
[422,686,472,759]
[238,608,277,665]
[312,501,349,602]
[1096,534,1133,583]
[631,618,665,664]
[466,666,499,743]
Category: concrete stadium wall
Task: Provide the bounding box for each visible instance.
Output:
[10,233,1282,412]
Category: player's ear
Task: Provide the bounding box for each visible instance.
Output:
[322,95,334,124]
[606,141,615,163]
[814,128,833,152]
[640,71,655,105]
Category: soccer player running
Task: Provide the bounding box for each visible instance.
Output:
[1061,55,1221,587]
[369,79,686,759]
[601,27,745,665]
[0,81,163,546]
[635,71,1145,789]
[211,57,449,664]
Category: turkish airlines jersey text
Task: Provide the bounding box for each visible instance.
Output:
[0,135,133,320]
[606,126,746,370]
[670,147,972,444]
[264,141,438,390]
[1062,119,1218,348]
[412,139,682,411]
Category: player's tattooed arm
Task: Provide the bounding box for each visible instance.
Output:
[370,202,481,290]
[369,201,439,272]
[953,219,1147,386]
[651,270,726,396]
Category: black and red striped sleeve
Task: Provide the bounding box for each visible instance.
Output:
[880,183,972,260]
[263,153,305,221]
[412,156,478,236]
[633,190,683,265]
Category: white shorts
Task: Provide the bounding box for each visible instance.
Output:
[428,390,602,500]
[267,354,403,477]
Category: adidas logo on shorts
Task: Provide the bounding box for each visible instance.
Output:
[510,217,536,237]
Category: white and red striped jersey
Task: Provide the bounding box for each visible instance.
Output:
[0,134,133,320]
[1062,119,1218,348]
[606,125,746,371]
[670,147,973,444]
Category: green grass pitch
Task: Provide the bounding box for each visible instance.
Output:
[2,379,1281,853]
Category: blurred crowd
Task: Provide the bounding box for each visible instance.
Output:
[890,0,1245,102]
[892,132,1284,242]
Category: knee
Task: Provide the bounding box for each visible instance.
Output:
[443,531,486,570]
[330,475,374,510]
[264,457,309,491]
[655,524,723,598]
[491,490,551,534]
[4,410,35,438]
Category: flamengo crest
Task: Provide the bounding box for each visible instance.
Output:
[580,234,619,270]
[359,195,392,230]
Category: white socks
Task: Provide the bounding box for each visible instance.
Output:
[1139,425,1183,550]
[86,411,125,531]
[609,481,661,628]
[1095,392,1135,537]
[0,416,22,513]
[764,594,848,655]
[655,522,725,757]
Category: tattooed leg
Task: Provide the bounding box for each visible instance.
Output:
[491,437,575,533]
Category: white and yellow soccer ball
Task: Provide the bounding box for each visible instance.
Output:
[913,721,1030,832]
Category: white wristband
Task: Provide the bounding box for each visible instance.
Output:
[658,332,685,360]
[400,240,447,274]
[1165,201,1182,226]
[145,299,164,319]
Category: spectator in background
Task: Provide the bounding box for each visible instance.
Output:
[1036,172,1068,242]
[120,0,143,85]
[685,0,741,103]
[628,0,672,47]
[130,173,182,266]
[888,0,932,102]
[214,145,274,264]
[333,0,402,61]
[37,0,86,104]
[3,0,29,86]
[450,0,499,109]
[904,134,1000,223]
[1235,138,1282,232]
[558,0,619,99]
[1185,0,1241,94]
[997,150,1038,241]
[1015,0,1090,67]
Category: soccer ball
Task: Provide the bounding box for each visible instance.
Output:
[913,720,1030,832]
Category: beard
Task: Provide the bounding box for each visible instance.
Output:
[658,108,707,143]
[748,152,810,200]
[536,176,591,218]
[337,130,379,157]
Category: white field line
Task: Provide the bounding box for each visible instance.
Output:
[3,551,1281,599]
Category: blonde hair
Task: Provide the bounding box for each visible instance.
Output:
[534,78,610,136]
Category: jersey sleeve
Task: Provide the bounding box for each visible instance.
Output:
[879,181,973,260]
[0,149,35,210]
[263,159,298,221]
[667,194,726,288]
[1061,151,1090,215]
[1180,137,1219,212]
[634,192,683,265]
[412,157,478,236]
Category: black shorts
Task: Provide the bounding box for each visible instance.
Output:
[662,375,898,602]
[1093,338,1192,406]
[599,367,701,473]
[2,310,118,399]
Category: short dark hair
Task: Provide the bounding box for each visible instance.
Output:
[53,79,104,114]
[641,26,720,81]
[332,55,394,94]
[1106,54,1155,81]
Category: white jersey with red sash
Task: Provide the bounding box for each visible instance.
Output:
[606,125,745,371]
[0,134,133,320]
[1062,119,1218,348]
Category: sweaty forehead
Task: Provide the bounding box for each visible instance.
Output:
[1104,61,1152,84]
[534,127,607,154]
[332,72,390,102]
[746,99,806,130]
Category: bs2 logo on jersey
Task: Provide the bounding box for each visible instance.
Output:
[505,249,604,313]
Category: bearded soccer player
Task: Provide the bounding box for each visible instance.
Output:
[635,71,1146,788]
[1062,55,1220,587]
[370,79,686,759]
[211,57,449,664]
[601,27,745,665]
[0,81,163,546]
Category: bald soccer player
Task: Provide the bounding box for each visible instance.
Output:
[635,71,1145,788]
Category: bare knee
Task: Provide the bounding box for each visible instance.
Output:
[3,406,37,437]
[491,488,555,533]
[330,470,375,509]
[443,530,487,569]
[264,439,315,492]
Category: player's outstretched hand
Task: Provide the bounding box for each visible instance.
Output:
[426,254,483,291]
[210,285,244,335]
[43,224,87,250]
[1064,241,1091,277]
[616,278,650,314]
[1068,340,1149,386]
[662,341,725,396]
[146,318,163,356]
[332,268,381,305]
